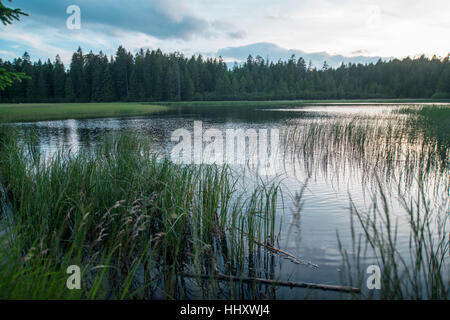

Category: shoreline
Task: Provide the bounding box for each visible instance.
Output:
[1,100,449,123]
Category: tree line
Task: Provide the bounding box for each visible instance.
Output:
[0,46,449,103]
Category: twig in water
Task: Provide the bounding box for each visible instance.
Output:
[234,227,319,268]
[184,273,361,293]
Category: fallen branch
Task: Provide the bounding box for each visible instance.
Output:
[184,273,361,294]
[233,227,319,269]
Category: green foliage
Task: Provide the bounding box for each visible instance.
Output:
[0,1,29,91]
[0,0,27,25]
[0,67,30,90]
[1,47,450,102]
[431,92,449,99]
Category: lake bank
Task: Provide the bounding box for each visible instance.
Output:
[0,102,169,123]
[1,99,450,123]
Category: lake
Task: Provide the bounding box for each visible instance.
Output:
[9,103,450,299]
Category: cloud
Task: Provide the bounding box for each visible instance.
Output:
[0,50,17,60]
[0,23,74,63]
[0,0,246,64]
[226,31,246,39]
[216,42,387,68]
[12,0,243,40]
[0,0,448,65]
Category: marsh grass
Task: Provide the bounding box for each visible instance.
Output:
[338,176,449,299]
[282,106,449,299]
[283,111,449,198]
[0,128,279,299]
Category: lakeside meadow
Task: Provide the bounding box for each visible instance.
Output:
[0,102,169,123]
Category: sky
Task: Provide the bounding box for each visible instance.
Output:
[1,0,449,65]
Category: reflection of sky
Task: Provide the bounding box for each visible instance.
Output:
[263,103,450,116]
[10,104,448,298]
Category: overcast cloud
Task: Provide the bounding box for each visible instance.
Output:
[0,0,448,65]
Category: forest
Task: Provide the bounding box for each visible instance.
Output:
[0,46,449,103]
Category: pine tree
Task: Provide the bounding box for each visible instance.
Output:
[113,46,133,101]
[69,47,87,101]
[182,72,194,101]
[64,76,75,102]
[53,55,66,99]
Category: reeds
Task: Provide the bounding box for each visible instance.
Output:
[282,109,449,199]
[0,129,279,299]
[282,105,449,299]
[338,176,449,299]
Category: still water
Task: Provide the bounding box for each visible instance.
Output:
[10,103,449,299]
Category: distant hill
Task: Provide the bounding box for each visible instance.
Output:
[216,42,389,69]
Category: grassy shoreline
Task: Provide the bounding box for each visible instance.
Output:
[0,102,169,123]
[151,98,450,108]
[1,99,450,123]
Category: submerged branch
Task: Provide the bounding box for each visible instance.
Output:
[184,272,361,293]
[234,227,319,268]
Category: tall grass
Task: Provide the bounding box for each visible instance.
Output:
[282,106,449,299]
[338,177,449,299]
[282,112,449,198]
[0,128,279,299]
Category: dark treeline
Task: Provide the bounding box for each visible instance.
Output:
[1,46,450,103]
